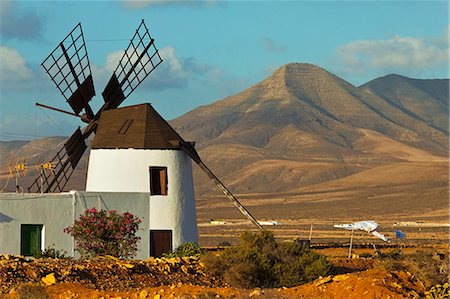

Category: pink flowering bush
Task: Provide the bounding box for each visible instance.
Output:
[64,208,142,259]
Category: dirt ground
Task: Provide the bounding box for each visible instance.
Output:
[1,245,448,299]
[5,268,429,299]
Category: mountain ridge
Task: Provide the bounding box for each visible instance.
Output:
[1,63,448,197]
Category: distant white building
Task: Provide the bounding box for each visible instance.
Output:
[0,104,199,258]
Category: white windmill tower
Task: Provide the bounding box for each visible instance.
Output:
[85,103,200,254]
[29,20,263,256]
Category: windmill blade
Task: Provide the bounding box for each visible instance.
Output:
[28,128,88,193]
[101,19,163,110]
[41,23,95,119]
[180,142,263,231]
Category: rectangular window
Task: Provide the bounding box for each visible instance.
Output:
[21,224,43,256]
[149,166,167,195]
[150,230,172,257]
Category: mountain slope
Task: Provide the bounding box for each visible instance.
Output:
[173,64,448,154]
[360,74,449,134]
[1,63,448,197]
[171,63,448,195]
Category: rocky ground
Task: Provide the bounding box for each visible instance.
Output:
[1,247,446,299]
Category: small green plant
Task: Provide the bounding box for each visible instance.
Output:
[217,241,232,247]
[378,247,403,260]
[425,283,449,299]
[34,244,69,259]
[64,208,141,259]
[163,242,204,258]
[16,283,50,299]
[379,249,449,288]
[202,230,331,288]
[359,252,373,258]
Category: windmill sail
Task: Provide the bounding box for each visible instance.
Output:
[41,23,95,119]
[102,19,163,111]
[28,128,87,193]
[30,20,163,193]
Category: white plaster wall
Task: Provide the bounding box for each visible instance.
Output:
[86,149,198,251]
[0,193,75,256]
[0,192,150,259]
[70,191,150,259]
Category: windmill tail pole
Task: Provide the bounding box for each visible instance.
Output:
[179,141,263,230]
[36,102,81,118]
[196,160,264,231]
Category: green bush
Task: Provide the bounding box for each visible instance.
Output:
[16,283,50,299]
[217,241,232,247]
[33,244,69,259]
[378,247,403,260]
[163,242,204,258]
[426,283,449,299]
[379,249,449,288]
[202,230,331,288]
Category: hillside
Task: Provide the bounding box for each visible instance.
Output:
[361,74,449,133]
[0,63,448,200]
[171,63,448,196]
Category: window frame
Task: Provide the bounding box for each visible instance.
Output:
[149,166,168,196]
[20,224,44,256]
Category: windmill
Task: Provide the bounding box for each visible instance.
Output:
[28,20,263,231]
[28,20,162,194]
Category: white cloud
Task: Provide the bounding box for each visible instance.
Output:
[101,46,219,90]
[260,37,287,53]
[0,0,44,41]
[122,0,218,9]
[0,46,32,81]
[90,44,248,105]
[336,32,449,76]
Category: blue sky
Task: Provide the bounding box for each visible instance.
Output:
[0,0,448,141]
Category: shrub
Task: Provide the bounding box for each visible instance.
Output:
[378,247,403,260]
[64,208,141,259]
[217,241,232,247]
[34,244,69,259]
[202,230,331,288]
[16,283,50,299]
[163,242,204,258]
[379,249,449,288]
[274,241,331,286]
[426,283,449,299]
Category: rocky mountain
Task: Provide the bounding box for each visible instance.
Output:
[171,63,448,195]
[1,63,448,196]
[361,74,449,134]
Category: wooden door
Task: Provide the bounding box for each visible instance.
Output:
[150,230,172,257]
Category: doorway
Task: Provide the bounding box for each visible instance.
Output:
[21,224,43,256]
[150,230,172,257]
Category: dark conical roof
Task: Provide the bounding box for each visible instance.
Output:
[91,103,185,149]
